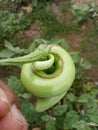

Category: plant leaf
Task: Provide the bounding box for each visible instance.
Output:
[7,76,26,95]
[5,40,26,54]
[86,108,98,124]
[78,94,97,108]
[0,49,15,58]
[72,120,92,130]
[64,110,79,129]
[50,39,69,50]
[80,58,92,70]
[52,104,68,116]
[41,115,50,121]
[66,92,77,102]
[20,101,35,123]
[46,118,56,130]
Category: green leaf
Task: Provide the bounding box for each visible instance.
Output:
[83,82,95,92]
[90,88,98,98]
[64,110,79,129]
[18,93,32,99]
[50,39,69,50]
[7,76,26,95]
[0,41,26,58]
[55,116,65,129]
[78,94,97,108]
[52,104,68,116]
[5,40,26,54]
[80,58,92,70]
[87,122,98,127]
[70,51,80,64]
[20,101,35,123]
[0,49,15,58]
[66,92,76,102]
[46,118,56,130]
[86,108,98,124]
[72,120,92,130]
[27,38,48,53]
[41,115,50,121]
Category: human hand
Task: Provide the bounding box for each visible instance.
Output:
[0,80,28,130]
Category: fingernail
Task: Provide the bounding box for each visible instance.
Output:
[0,88,9,105]
[11,104,28,127]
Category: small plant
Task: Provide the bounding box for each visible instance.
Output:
[0,8,34,42]
[71,1,98,23]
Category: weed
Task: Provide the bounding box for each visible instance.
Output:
[71,1,98,23]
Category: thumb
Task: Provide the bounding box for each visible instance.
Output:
[0,80,20,117]
[0,88,10,117]
[0,104,28,130]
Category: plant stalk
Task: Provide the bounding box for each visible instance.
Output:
[0,45,49,66]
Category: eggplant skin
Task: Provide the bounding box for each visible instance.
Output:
[21,45,75,112]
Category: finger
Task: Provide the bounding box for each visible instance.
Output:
[11,104,28,130]
[0,80,20,108]
[0,104,28,130]
[0,80,19,117]
[0,88,10,117]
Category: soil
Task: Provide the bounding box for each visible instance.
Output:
[15,23,41,43]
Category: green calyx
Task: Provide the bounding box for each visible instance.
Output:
[21,45,75,112]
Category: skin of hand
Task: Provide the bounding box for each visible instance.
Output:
[0,80,28,130]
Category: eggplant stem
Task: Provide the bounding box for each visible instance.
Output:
[0,45,49,66]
